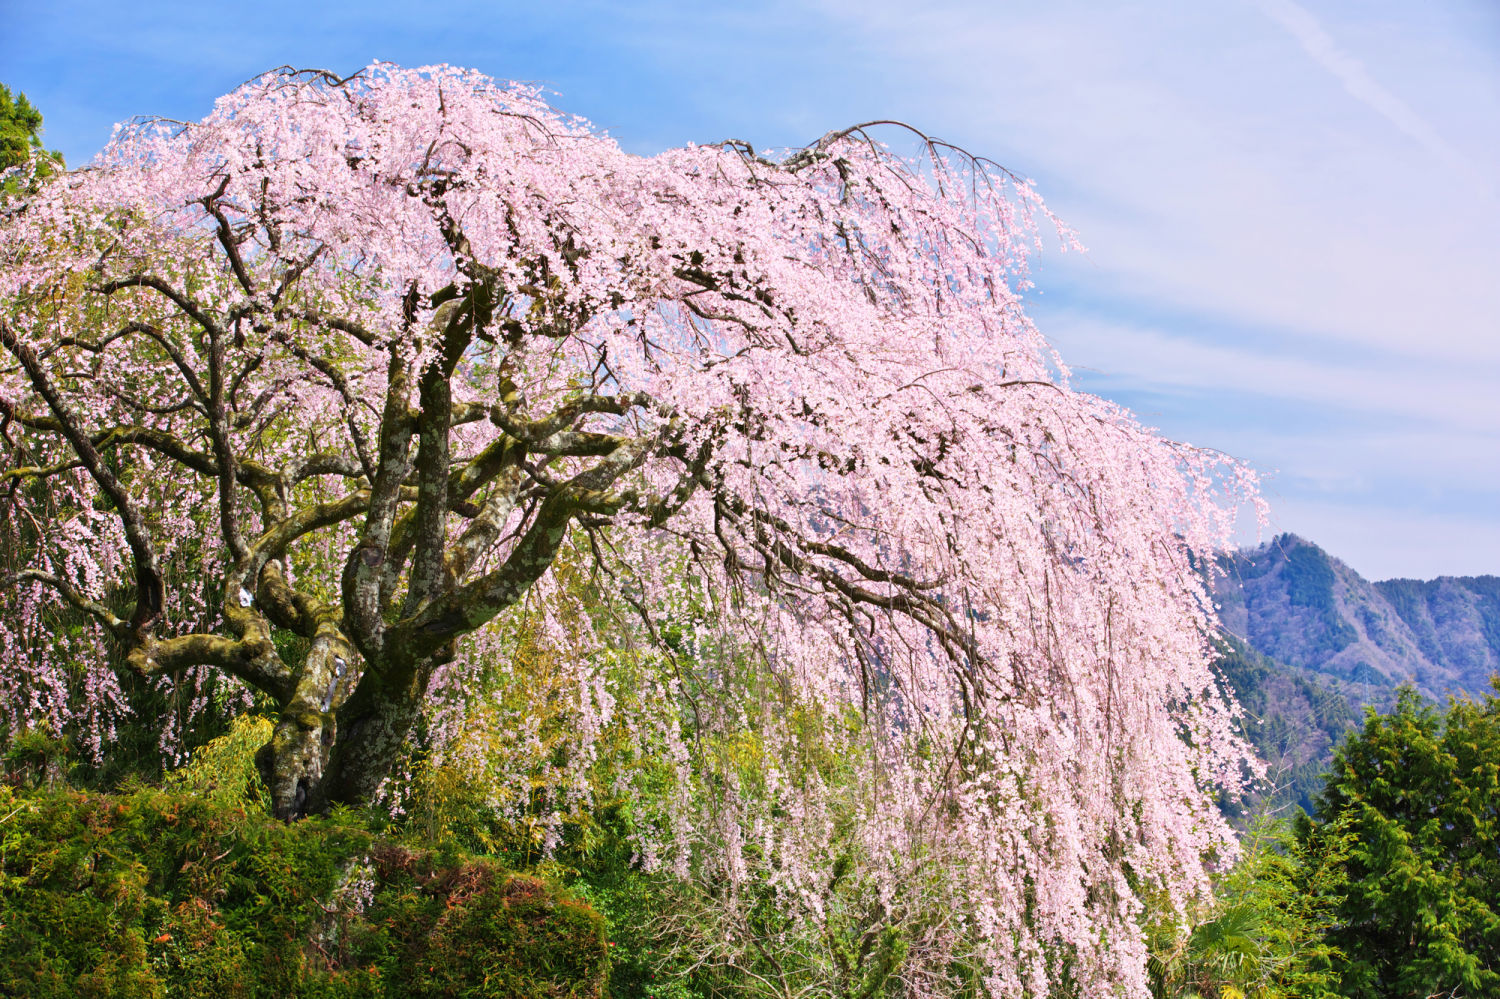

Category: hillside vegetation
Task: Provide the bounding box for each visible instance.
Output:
[0,719,608,999]
[8,680,1498,999]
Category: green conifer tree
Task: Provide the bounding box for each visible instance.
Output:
[1,83,63,191]
[1301,684,1500,998]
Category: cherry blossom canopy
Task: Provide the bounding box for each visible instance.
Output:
[0,64,1260,996]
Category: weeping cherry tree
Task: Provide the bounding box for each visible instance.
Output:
[0,64,1262,996]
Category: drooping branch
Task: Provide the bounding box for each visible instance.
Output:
[6,569,129,637]
[1,319,166,633]
[713,494,982,673]
[267,329,378,480]
[290,307,378,347]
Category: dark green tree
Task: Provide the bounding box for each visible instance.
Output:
[1,83,63,189]
[1300,683,1500,998]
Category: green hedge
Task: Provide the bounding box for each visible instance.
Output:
[0,782,608,998]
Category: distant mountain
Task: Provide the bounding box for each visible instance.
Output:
[1208,534,1500,814]
[1214,534,1500,707]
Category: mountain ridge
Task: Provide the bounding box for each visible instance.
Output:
[1214,533,1500,707]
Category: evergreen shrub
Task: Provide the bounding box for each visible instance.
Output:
[0,719,607,998]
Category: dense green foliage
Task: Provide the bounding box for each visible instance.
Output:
[0,719,607,998]
[1153,681,1500,999]
[1148,818,1350,999]
[0,83,62,192]
[384,755,723,998]
[1300,685,1500,998]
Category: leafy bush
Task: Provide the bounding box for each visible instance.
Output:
[0,718,607,998]
[1147,817,1349,999]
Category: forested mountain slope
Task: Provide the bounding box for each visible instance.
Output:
[1212,634,1355,814]
[1215,534,1500,707]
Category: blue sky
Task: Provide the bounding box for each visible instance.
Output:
[4,0,1497,580]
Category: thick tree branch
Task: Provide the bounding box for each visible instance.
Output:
[95,275,224,338]
[406,298,470,613]
[15,415,280,493]
[341,347,415,659]
[206,316,247,561]
[290,307,377,347]
[393,435,652,659]
[202,184,260,299]
[0,457,85,484]
[447,465,526,581]
[256,560,322,637]
[126,630,293,702]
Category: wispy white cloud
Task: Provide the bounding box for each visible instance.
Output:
[1253,0,1494,201]
[809,0,1500,362]
[1038,308,1500,436]
[1037,307,1500,569]
[806,0,1500,574]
